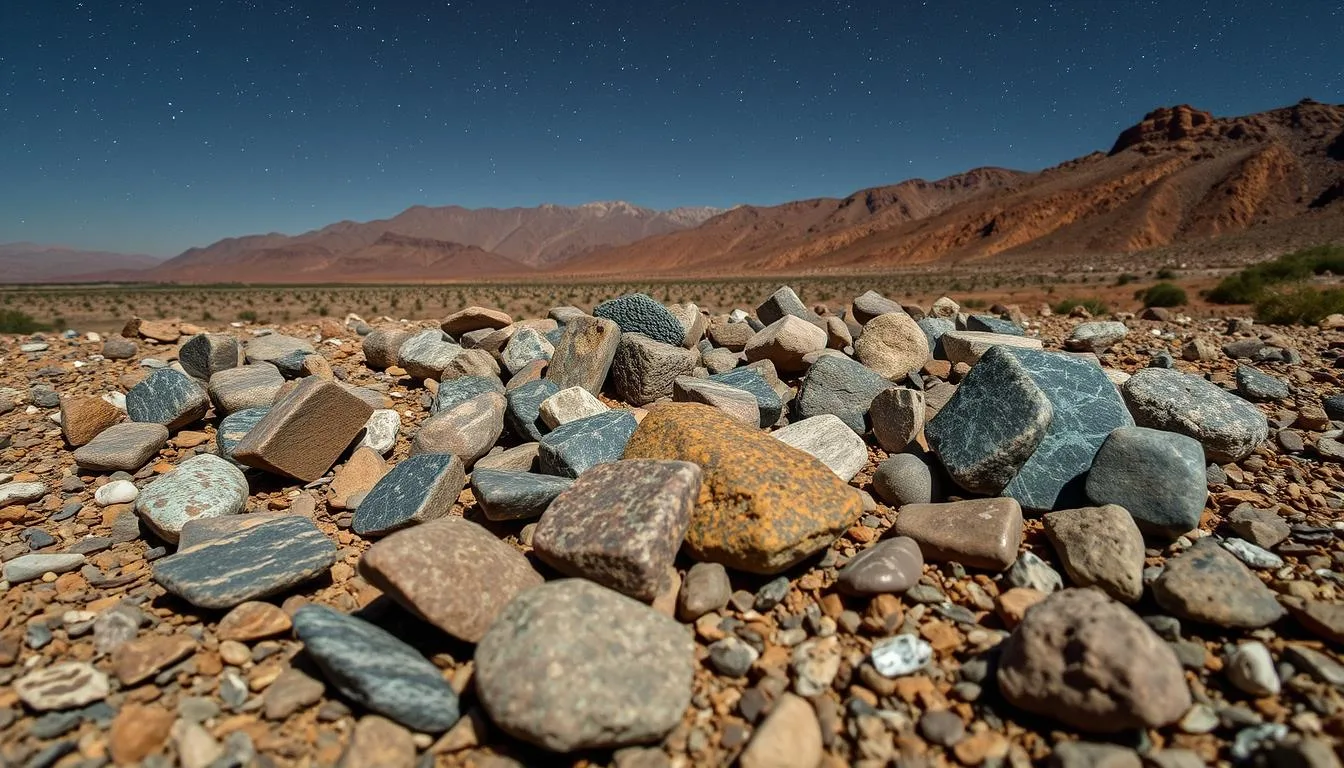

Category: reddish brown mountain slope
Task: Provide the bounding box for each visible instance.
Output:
[565,99,1344,276]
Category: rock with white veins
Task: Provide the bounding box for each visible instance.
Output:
[771,414,868,482]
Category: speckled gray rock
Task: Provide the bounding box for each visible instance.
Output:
[593,293,685,346]
[852,290,904,325]
[836,537,923,595]
[1065,321,1128,353]
[772,414,868,482]
[505,379,561,443]
[538,410,638,478]
[153,515,337,609]
[215,407,269,465]
[294,604,460,733]
[709,368,783,427]
[351,453,466,537]
[794,354,892,434]
[611,333,699,406]
[471,469,574,522]
[0,480,48,507]
[966,315,1025,336]
[917,317,955,357]
[1121,368,1268,462]
[1085,426,1207,539]
[245,334,315,365]
[872,452,941,506]
[410,391,504,467]
[431,375,503,415]
[4,553,86,584]
[1043,504,1145,603]
[126,368,208,431]
[926,346,1054,495]
[396,329,462,380]
[871,388,925,453]
[1152,538,1286,628]
[1234,365,1289,402]
[756,285,820,327]
[545,316,621,394]
[474,579,694,751]
[999,348,1134,511]
[135,454,249,544]
[502,327,554,375]
[207,364,285,415]
[179,333,240,381]
[534,460,699,601]
[73,422,169,472]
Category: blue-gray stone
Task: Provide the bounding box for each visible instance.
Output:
[926,345,1054,495]
[270,349,311,378]
[135,454,249,544]
[1234,365,1289,402]
[755,286,820,327]
[1086,426,1207,539]
[917,318,956,358]
[966,315,1024,336]
[1323,394,1344,422]
[126,368,209,431]
[294,604,460,733]
[471,469,573,521]
[539,410,638,478]
[152,515,337,609]
[1121,368,1269,462]
[1252,346,1300,365]
[545,327,565,346]
[593,293,684,346]
[505,379,560,443]
[1065,321,1129,353]
[178,333,239,381]
[708,368,783,427]
[434,375,504,415]
[216,407,270,465]
[352,453,466,537]
[794,354,892,434]
[999,348,1134,511]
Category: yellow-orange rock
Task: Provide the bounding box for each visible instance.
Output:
[623,403,862,574]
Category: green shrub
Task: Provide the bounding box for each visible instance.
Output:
[237,310,258,322]
[1208,244,1344,304]
[1116,273,1139,286]
[0,309,48,333]
[1155,267,1177,280]
[1051,297,1109,316]
[1254,286,1344,325]
[1139,282,1187,307]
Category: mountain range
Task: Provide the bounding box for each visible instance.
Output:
[6,99,1343,283]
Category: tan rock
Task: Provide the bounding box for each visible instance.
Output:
[232,377,375,482]
[339,715,416,768]
[217,601,293,641]
[744,316,827,373]
[329,447,389,509]
[853,312,930,379]
[739,693,823,768]
[109,703,175,764]
[60,395,122,447]
[112,634,197,686]
[123,316,181,343]
[893,498,1024,571]
[441,307,513,336]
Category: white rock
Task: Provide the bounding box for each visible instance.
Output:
[3,553,87,584]
[1221,537,1284,570]
[939,331,1044,366]
[102,392,128,411]
[86,332,102,342]
[173,721,224,768]
[870,634,933,678]
[20,342,49,353]
[0,481,47,507]
[1227,642,1280,697]
[358,409,401,455]
[538,386,609,430]
[772,415,867,482]
[94,480,139,506]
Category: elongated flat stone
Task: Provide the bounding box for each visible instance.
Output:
[245,334,315,365]
[153,515,337,609]
[126,368,208,431]
[772,414,868,482]
[940,331,1043,366]
[73,422,169,472]
[294,604,460,733]
[471,469,573,522]
[351,453,466,537]
[135,454,249,544]
[207,364,285,415]
[539,410,638,478]
[1122,368,1269,462]
[232,377,374,482]
[893,497,1024,571]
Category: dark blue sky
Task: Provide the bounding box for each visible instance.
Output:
[1,1,1339,256]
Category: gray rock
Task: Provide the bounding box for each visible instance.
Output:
[474,579,695,751]
[431,375,503,415]
[611,333,698,406]
[361,327,414,370]
[772,414,868,482]
[135,454,249,544]
[1322,393,1344,421]
[294,604,460,733]
[1121,368,1269,462]
[410,391,504,467]
[1234,365,1289,402]
[207,364,285,415]
[470,469,573,522]
[1225,504,1291,549]
[245,334,315,365]
[966,315,1024,336]
[126,368,208,431]
[505,379,560,443]
[1065,321,1128,353]
[1226,641,1280,697]
[870,388,925,453]
[502,327,554,375]
[872,452,940,506]
[836,537,923,595]
[1052,742,1142,768]
[757,285,820,327]
[677,562,732,621]
[708,637,759,677]
[154,515,337,609]
[396,329,462,380]
[1006,550,1064,593]
[1086,426,1207,539]
[593,294,685,347]
[1152,538,1286,628]
[709,368,783,427]
[1043,504,1145,603]
[351,453,466,537]
[793,354,892,434]
[179,333,240,380]
[0,481,47,507]
[917,317,955,357]
[538,410,638,478]
[3,553,86,584]
[102,337,138,360]
[851,291,903,325]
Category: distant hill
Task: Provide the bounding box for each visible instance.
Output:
[0,243,162,283]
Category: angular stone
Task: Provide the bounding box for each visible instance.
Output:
[744,316,827,374]
[539,410,638,478]
[709,368,784,427]
[1234,365,1289,402]
[500,327,553,376]
[671,377,759,426]
[997,589,1190,732]
[534,460,700,601]
[15,662,110,711]
[214,407,268,466]
[232,377,374,482]
[410,391,504,467]
[474,442,539,472]
[217,601,293,642]
[361,327,414,370]
[739,693,823,768]
[794,355,892,434]
[892,498,1023,571]
[475,579,694,751]
[999,348,1134,511]
[1152,538,1286,628]
[329,447,389,509]
[179,333,240,380]
[545,316,620,394]
[772,414,868,482]
[1043,505,1145,603]
[207,364,285,415]
[352,453,466,537]
[966,315,1024,336]
[1121,368,1269,462]
[471,469,573,522]
[262,667,325,720]
[623,403,862,574]
[152,515,337,609]
[135,454,249,544]
[1225,504,1291,549]
[870,388,925,453]
[852,290,904,325]
[357,408,400,455]
[245,334,314,365]
[611,333,699,406]
[361,516,544,642]
[504,379,560,443]
[940,331,1044,366]
[1086,426,1207,539]
[73,421,168,473]
[59,395,122,447]
[396,329,462,380]
[667,302,709,348]
[926,346,1054,495]
[756,286,819,327]
[918,317,956,357]
[126,368,208,431]
[707,317,754,350]
[441,306,512,336]
[538,386,610,430]
[594,293,685,346]
[836,536,923,595]
[1065,321,1129,353]
[294,604,460,733]
[854,312,932,380]
[112,634,196,686]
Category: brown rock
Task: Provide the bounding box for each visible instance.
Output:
[623,403,862,574]
[892,498,1023,571]
[232,377,375,482]
[123,316,181,343]
[1285,599,1344,645]
[1043,505,1145,603]
[546,316,621,394]
[997,588,1191,732]
[340,715,416,768]
[359,516,544,643]
[995,587,1046,628]
[263,667,326,720]
[739,693,823,768]
[409,391,505,468]
[442,307,513,336]
[362,328,414,370]
[329,447,389,509]
[217,601,293,642]
[112,634,197,686]
[109,703,175,764]
[60,395,122,447]
[73,421,170,472]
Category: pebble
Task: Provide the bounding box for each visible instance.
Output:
[217,601,293,641]
[939,330,1043,365]
[1065,320,1129,352]
[671,376,759,426]
[871,452,940,506]
[1221,536,1284,569]
[709,636,759,677]
[15,662,110,711]
[72,421,170,471]
[870,634,933,677]
[3,552,86,584]
[836,536,924,595]
[357,408,400,454]
[677,562,732,621]
[738,693,823,768]
[1226,641,1281,697]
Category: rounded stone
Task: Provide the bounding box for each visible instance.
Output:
[836,536,924,595]
[872,452,940,506]
[853,312,932,380]
[1121,368,1269,462]
[134,454,249,545]
[1085,425,1208,540]
[593,293,685,346]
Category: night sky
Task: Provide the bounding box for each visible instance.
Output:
[2,1,1339,256]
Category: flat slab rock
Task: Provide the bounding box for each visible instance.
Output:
[538,410,639,478]
[1121,368,1269,463]
[475,579,695,752]
[72,422,170,472]
[1152,538,1286,629]
[351,453,466,537]
[152,515,337,609]
[771,414,868,482]
[134,453,249,545]
[892,497,1024,571]
[232,377,374,482]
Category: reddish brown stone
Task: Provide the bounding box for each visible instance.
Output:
[59,395,122,447]
[217,601,293,642]
[112,634,197,686]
